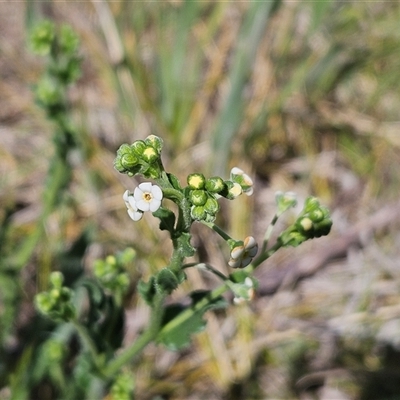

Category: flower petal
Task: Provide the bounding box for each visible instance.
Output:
[231,167,244,176]
[243,187,254,196]
[244,236,257,249]
[247,246,258,258]
[123,190,130,202]
[128,196,138,211]
[136,199,150,212]
[138,182,152,192]
[228,258,242,268]
[149,199,161,212]
[230,246,244,260]
[241,256,252,268]
[128,209,143,221]
[151,185,163,200]
[133,186,144,201]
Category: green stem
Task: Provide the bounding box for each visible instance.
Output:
[158,283,229,338]
[261,213,278,254]
[245,240,282,274]
[183,262,228,281]
[201,221,235,244]
[104,292,166,378]
[71,319,101,368]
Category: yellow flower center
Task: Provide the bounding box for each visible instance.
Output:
[143,192,152,202]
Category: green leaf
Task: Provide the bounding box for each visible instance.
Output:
[153,207,176,235]
[167,173,182,190]
[157,290,227,350]
[176,232,195,257]
[137,277,156,306]
[155,268,179,294]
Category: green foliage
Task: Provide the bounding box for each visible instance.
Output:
[157,291,228,351]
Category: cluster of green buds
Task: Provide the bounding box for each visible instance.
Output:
[114,135,164,179]
[93,248,135,298]
[30,21,82,108]
[35,271,76,321]
[278,196,333,247]
[187,167,254,222]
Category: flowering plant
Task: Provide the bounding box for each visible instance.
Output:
[33,132,332,397]
[30,21,333,400]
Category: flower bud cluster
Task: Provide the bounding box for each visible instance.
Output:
[31,21,82,109]
[278,197,333,247]
[35,272,76,321]
[187,167,254,222]
[93,248,135,296]
[228,236,258,269]
[295,197,332,238]
[187,173,220,222]
[114,135,164,179]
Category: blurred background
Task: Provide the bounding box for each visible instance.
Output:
[1,1,400,399]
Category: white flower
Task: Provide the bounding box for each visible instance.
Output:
[123,190,143,221]
[228,236,258,268]
[133,182,163,212]
[230,167,254,196]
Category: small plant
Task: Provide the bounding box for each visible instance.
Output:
[34,132,332,398]
[8,19,333,400]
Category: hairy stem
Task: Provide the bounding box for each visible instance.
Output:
[104,291,166,378]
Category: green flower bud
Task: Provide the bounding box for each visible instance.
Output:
[223,181,242,200]
[187,173,206,190]
[145,135,163,154]
[303,197,320,213]
[121,152,139,169]
[59,24,80,55]
[314,218,332,237]
[130,140,147,157]
[141,146,159,163]
[106,255,117,267]
[50,271,64,288]
[191,205,206,221]
[36,76,63,106]
[50,288,61,300]
[204,196,219,215]
[35,292,54,314]
[190,189,208,206]
[204,212,216,223]
[297,217,313,234]
[275,191,297,215]
[309,209,324,223]
[118,247,136,265]
[30,20,55,56]
[116,273,130,291]
[205,177,225,193]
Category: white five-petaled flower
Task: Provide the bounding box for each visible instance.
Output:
[123,182,163,222]
[228,236,258,268]
[134,182,163,212]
